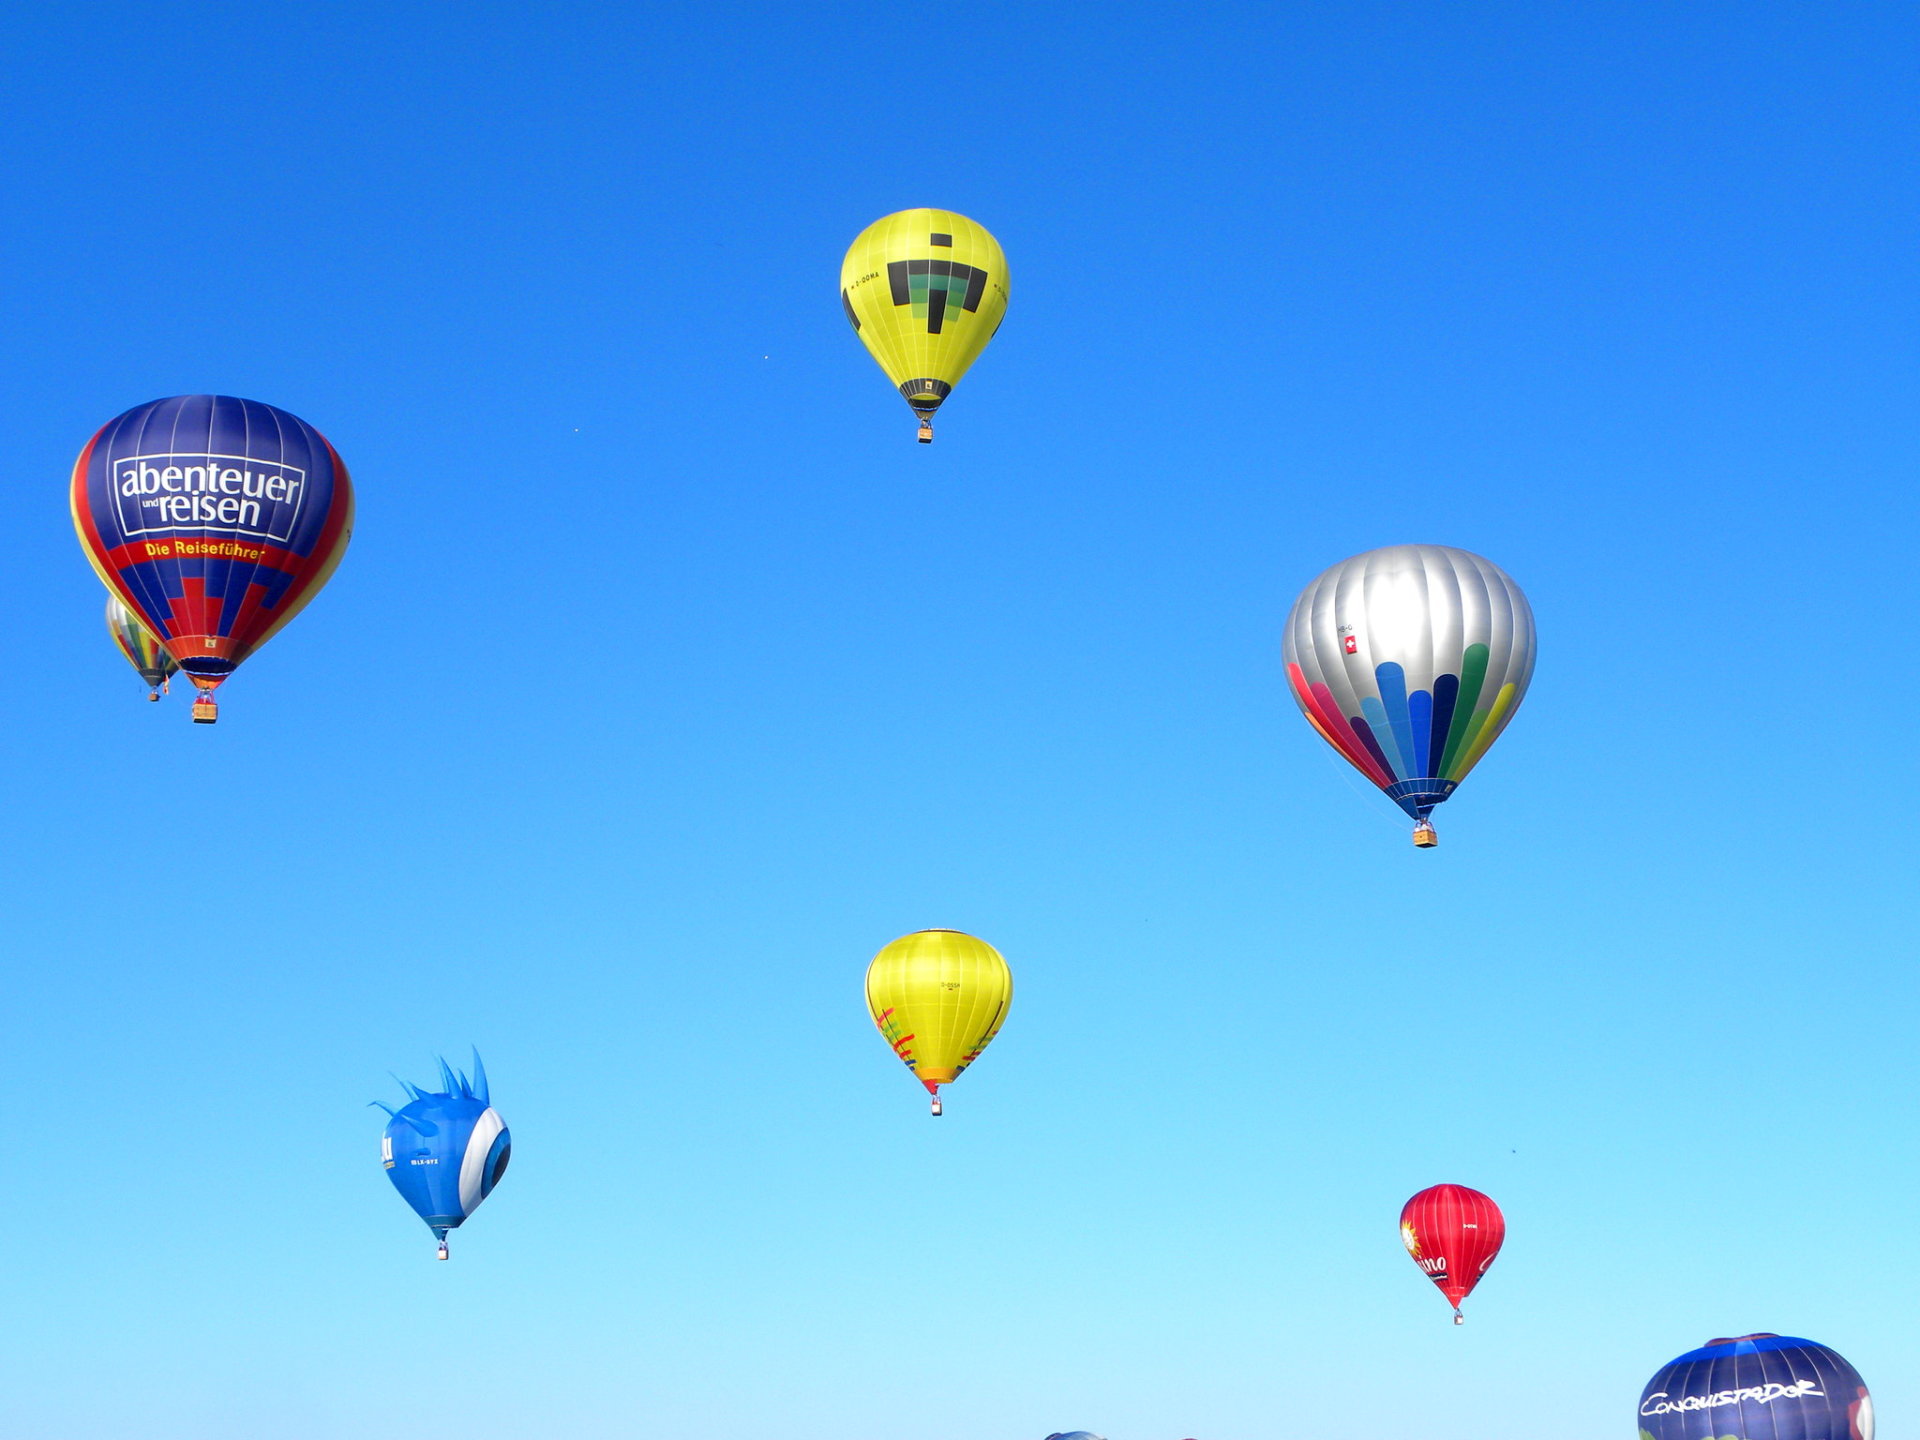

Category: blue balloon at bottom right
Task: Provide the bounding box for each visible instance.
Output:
[1639,1334,1870,1440]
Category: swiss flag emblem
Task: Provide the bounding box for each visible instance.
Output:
[1343,635,1358,654]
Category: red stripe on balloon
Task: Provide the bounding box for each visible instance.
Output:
[1287,664,1393,787]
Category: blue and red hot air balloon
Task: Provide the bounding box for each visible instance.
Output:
[71,395,353,723]
[1639,1334,1871,1440]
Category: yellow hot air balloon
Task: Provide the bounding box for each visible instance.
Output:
[840,209,1009,442]
[865,928,1013,1116]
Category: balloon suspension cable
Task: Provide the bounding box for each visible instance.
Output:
[929,1093,943,1117]
[1412,819,1438,848]
[191,694,218,725]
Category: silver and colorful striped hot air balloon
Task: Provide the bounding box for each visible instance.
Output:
[106,595,178,700]
[1282,544,1536,847]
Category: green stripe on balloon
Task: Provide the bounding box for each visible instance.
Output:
[1454,683,1518,779]
[1438,642,1489,778]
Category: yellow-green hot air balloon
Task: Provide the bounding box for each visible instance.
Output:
[865,929,1012,1116]
[841,209,1008,442]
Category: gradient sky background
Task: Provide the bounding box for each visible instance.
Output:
[3,4,1917,1438]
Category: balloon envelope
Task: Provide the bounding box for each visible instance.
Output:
[1283,544,1534,840]
[1639,1334,1871,1440]
[377,1055,511,1244]
[1400,1183,1504,1318]
[865,929,1012,1106]
[71,395,353,712]
[841,209,1008,435]
[105,595,178,695]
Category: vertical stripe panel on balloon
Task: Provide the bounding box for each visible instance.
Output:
[1373,662,1419,780]
[952,937,973,1061]
[1425,547,1465,699]
[1358,696,1406,779]
[1298,575,1347,726]
[1322,563,1368,726]
[1331,556,1378,721]
[1427,672,1458,777]
[1478,560,1516,705]
[1347,716,1400,785]
[905,212,925,399]
[1455,683,1518,778]
[939,935,965,1062]
[1408,685,1433,778]
[1437,644,1489,778]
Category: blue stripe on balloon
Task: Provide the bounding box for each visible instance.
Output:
[1359,696,1405,779]
[1429,673,1458,777]
[1373,663,1419,781]
[1408,688,1433,778]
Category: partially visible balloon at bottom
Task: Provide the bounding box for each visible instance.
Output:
[1638,1333,1870,1440]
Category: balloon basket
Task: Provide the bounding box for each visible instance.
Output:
[916,419,934,443]
[436,1242,449,1261]
[929,1095,943,1117]
[191,696,218,724]
[1412,820,1437,848]
[147,691,161,702]
[1453,1312,1464,1325]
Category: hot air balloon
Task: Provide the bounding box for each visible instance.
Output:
[105,595,177,700]
[841,209,1008,442]
[1282,544,1535,847]
[375,1053,511,1260]
[866,928,1012,1116]
[71,395,354,724]
[1639,1334,1871,1440]
[1400,1183,1504,1323]
[1044,1432,1108,1439]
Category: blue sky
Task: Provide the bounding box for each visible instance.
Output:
[3,4,1917,1437]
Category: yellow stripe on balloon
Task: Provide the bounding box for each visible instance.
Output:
[1452,682,1518,781]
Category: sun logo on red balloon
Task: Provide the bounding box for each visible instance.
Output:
[1400,1220,1423,1258]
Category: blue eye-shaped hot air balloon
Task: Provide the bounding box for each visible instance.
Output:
[375,1053,511,1260]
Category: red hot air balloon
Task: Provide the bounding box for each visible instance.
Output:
[1399,1183,1504,1323]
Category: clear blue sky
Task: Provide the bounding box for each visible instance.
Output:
[3,4,1916,1437]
